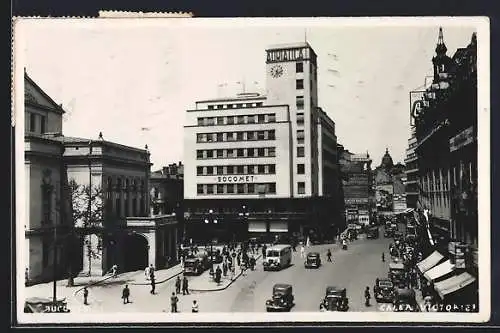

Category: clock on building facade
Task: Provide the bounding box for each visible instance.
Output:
[270,64,284,78]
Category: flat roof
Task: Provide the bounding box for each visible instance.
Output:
[266,42,311,50]
[196,94,267,104]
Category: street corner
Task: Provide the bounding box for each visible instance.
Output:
[188,270,242,292]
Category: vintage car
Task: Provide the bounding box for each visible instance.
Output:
[366,226,380,239]
[384,227,395,238]
[304,252,321,269]
[373,278,396,303]
[24,297,70,313]
[266,284,294,312]
[183,252,211,275]
[393,288,420,312]
[320,286,349,311]
[389,262,407,287]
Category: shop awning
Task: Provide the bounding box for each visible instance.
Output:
[248,221,266,233]
[423,259,455,281]
[269,221,288,233]
[434,272,476,299]
[417,250,444,274]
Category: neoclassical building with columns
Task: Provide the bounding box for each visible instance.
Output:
[23,71,178,285]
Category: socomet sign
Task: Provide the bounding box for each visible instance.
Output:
[216,175,257,183]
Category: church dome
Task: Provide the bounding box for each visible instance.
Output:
[381,148,394,169]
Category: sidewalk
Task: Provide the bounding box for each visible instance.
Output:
[189,254,263,292]
[24,263,185,300]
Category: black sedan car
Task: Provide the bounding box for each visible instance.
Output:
[266,284,294,312]
[320,286,349,311]
[304,252,321,269]
[373,277,396,303]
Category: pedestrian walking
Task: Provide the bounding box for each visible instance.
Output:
[150,276,156,294]
[223,262,228,277]
[170,292,179,313]
[364,286,371,307]
[144,265,150,281]
[300,245,305,258]
[111,264,118,278]
[149,264,155,280]
[262,245,267,259]
[381,252,385,262]
[236,255,241,267]
[192,300,199,313]
[327,249,332,262]
[175,276,181,294]
[83,287,89,305]
[230,265,236,280]
[122,285,130,304]
[182,276,190,295]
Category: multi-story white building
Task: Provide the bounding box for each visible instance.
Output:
[184,42,343,243]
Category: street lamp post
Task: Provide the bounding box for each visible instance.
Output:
[238,205,250,244]
[204,209,218,262]
[87,141,93,276]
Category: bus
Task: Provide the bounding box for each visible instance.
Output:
[263,244,292,271]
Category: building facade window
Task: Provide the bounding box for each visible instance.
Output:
[30,113,36,132]
[296,79,304,90]
[296,62,303,73]
[297,112,305,125]
[296,96,304,110]
[40,115,46,133]
[297,164,305,174]
[297,146,305,157]
[297,130,305,144]
[298,182,306,194]
[196,182,276,195]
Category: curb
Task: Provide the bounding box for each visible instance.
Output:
[130,268,184,286]
[189,254,262,292]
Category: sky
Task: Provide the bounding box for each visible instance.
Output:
[16,18,479,169]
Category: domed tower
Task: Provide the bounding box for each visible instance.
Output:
[380,148,394,169]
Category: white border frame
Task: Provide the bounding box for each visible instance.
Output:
[13,16,490,324]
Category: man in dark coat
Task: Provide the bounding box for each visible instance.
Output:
[262,245,267,259]
[170,292,179,312]
[122,285,130,304]
[175,276,181,294]
[150,275,156,294]
[83,287,89,305]
[364,286,371,306]
[182,276,190,295]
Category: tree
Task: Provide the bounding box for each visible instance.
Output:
[66,178,104,283]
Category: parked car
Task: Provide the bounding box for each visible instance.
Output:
[373,278,396,303]
[304,252,322,269]
[389,262,407,288]
[266,284,294,312]
[183,252,211,275]
[320,286,349,311]
[393,288,420,312]
[366,226,380,239]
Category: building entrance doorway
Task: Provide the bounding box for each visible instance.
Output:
[123,233,149,272]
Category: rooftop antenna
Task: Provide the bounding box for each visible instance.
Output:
[304,28,307,43]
